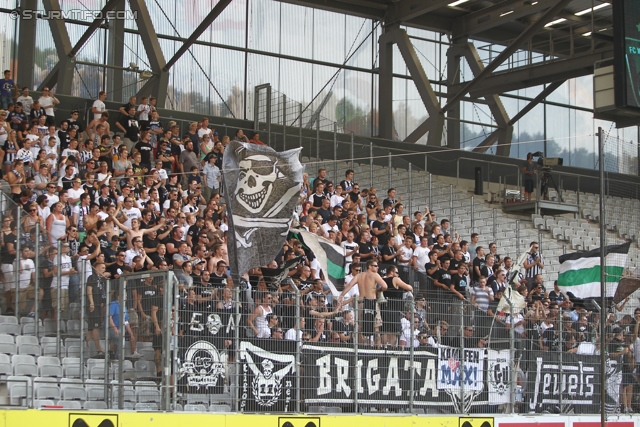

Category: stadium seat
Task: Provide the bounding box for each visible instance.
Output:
[134,360,157,381]
[135,402,159,411]
[85,379,109,401]
[83,400,108,410]
[57,400,82,409]
[15,335,38,345]
[185,393,209,405]
[17,342,41,357]
[110,379,135,403]
[87,359,106,379]
[209,404,231,412]
[308,406,342,413]
[34,377,61,401]
[62,357,81,378]
[42,343,64,357]
[0,353,12,380]
[11,354,37,377]
[135,380,160,404]
[60,378,86,401]
[0,342,17,356]
[38,356,63,378]
[33,399,56,408]
[8,375,32,406]
[0,334,14,344]
[0,322,21,336]
[184,404,208,412]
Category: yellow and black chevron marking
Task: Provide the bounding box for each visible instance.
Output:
[459,417,494,427]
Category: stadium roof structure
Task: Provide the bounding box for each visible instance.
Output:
[16,0,616,154]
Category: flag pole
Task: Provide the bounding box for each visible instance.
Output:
[597,127,606,426]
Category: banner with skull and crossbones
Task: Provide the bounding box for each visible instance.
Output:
[222,141,303,274]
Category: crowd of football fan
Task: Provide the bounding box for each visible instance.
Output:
[0,76,638,412]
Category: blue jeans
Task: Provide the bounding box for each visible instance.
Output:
[0,96,11,110]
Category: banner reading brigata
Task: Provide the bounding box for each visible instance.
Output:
[302,344,489,410]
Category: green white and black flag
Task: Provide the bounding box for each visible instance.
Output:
[290,229,346,295]
[222,141,303,274]
[558,242,631,299]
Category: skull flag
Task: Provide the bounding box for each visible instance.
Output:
[222,141,303,274]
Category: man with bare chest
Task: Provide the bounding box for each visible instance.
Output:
[339,259,387,340]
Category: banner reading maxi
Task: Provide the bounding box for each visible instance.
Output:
[527,350,600,414]
[302,343,489,410]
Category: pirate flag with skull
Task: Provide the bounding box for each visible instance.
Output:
[222,140,303,274]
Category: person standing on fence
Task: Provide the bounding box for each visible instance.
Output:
[339,260,388,344]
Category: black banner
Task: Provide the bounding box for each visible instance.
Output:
[526,350,600,414]
[301,343,488,411]
[238,339,297,412]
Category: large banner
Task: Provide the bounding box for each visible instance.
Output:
[222,141,304,274]
[223,342,606,413]
[238,340,297,412]
[527,350,600,414]
[301,344,489,410]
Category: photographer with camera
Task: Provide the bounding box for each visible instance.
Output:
[523,242,544,279]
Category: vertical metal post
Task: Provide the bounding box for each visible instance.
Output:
[449,185,454,231]
[56,241,62,358]
[173,281,179,411]
[408,163,413,214]
[295,287,301,413]
[598,127,607,426]
[282,94,286,126]
[103,278,111,401]
[471,196,475,231]
[118,278,126,409]
[459,300,465,414]
[350,133,354,170]
[13,208,21,317]
[282,94,287,151]
[34,223,40,338]
[353,297,359,413]
[266,85,272,147]
[298,104,302,148]
[316,115,320,163]
[492,208,497,242]
[334,122,338,184]
[388,152,392,189]
[79,260,86,381]
[429,173,432,209]
[233,286,240,412]
[507,299,515,414]
[409,298,415,412]
[253,86,260,132]
[557,306,563,411]
[369,142,373,188]
[516,220,521,259]
[163,271,174,410]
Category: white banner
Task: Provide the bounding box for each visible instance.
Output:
[487,349,511,405]
[437,346,484,392]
